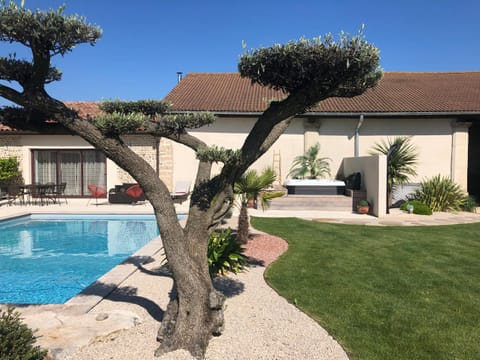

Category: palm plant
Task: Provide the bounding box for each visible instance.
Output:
[369,136,418,208]
[234,167,277,244]
[288,143,331,179]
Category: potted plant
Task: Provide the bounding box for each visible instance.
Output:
[406,203,414,214]
[357,200,370,214]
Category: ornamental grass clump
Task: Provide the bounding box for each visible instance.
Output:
[414,175,466,212]
[0,306,48,360]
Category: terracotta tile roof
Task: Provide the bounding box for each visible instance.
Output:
[164,72,480,114]
[0,101,102,132]
[65,101,102,118]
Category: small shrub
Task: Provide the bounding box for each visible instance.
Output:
[462,195,478,213]
[413,175,466,212]
[400,200,433,215]
[208,228,248,278]
[0,157,23,189]
[0,306,48,360]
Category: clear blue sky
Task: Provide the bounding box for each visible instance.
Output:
[2,0,480,103]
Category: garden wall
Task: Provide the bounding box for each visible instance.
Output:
[342,155,387,217]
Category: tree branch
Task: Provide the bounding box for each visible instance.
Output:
[153,128,207,153]
[0,84,24,104]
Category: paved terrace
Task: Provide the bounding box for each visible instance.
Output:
[1,199,479,359]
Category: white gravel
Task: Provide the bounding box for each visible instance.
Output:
[63,263,348,360]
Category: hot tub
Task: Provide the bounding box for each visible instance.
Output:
[284,179,346,195]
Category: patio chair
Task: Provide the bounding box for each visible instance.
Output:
[170,181,191,204]
[6,184,24,206]
[125,184,145,204]
[87,184,107,206]
[43,182,57,205]
[0,188,7,206]
[49,182,67,204]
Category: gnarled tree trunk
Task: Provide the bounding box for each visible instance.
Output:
[153,211,225,359]
[236,202,250,244]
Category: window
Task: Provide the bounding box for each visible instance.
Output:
[32,150,106,197]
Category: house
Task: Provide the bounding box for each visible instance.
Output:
[164,72,480,202]
[1,72,479,211]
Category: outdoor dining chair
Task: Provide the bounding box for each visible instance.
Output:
[46,182,67,204]
[87,184,107,206]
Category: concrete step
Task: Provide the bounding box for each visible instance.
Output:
[268,195,353,211]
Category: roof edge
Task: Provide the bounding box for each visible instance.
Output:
[169,110,480,117]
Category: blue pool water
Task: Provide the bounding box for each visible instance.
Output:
[0,214,161,305]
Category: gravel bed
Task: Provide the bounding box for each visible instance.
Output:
[64,233,348,360]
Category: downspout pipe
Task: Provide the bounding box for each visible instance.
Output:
[354,114,364,157]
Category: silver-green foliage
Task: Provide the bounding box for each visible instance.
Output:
[414,175,466,212]
[94,112,147,136]
[239,29,382,101]
[197,145,241,164]
[288,143,331,179]
[0,1,101,86]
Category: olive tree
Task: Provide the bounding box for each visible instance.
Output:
[0,2,382,358]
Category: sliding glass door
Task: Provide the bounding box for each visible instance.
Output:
[33,150,106,197]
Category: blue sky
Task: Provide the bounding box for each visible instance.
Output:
[1,0,479,103]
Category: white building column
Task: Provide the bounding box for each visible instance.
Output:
[451,121,471,191]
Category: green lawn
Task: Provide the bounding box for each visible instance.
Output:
[251,217,480,360]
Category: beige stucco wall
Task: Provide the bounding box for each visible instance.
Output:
[1,115,469,198]
[303,116,458,184]
[358,117,454,182]
[171,117,304,187]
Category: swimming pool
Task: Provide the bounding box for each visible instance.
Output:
[0,214,161,305]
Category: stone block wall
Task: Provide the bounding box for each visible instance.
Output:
[0,135,23,163]
[117,135,173,190]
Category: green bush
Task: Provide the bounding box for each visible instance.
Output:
[400,200,433,215]
[208,228,248,278]
[0,306,48,360]
[413,175,466,212]
[0,157,23,189]
[462,195,478,213]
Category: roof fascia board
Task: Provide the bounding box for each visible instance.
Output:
[169,110,480,117]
